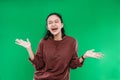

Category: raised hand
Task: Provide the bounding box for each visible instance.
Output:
[15,38,31,49]
[83,49,104,59]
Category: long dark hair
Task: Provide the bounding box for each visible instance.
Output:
[44,13,66,40]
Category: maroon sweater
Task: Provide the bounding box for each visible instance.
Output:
[29,36,84,80]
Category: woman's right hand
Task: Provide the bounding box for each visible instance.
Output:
[15,38,31,49]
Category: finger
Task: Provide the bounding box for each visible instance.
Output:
[96,53,104,56]
[27,38,30,42]
[15,42,26,48]
[16,39,23,43]
[15,41,19,45]
[91,54,102,59]
[15,42,22,46]
[20,39,26,43]
[91,49,95,52]
[99,54,104,57]
[94,57,101,59]
[15,39,21,44]
[95,54,104,58]
[15,39,19,41]
[15,39,20,42]
[20,39,24,42]
[16,39,25,44]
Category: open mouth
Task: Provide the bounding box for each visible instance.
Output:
[51,28,58,32]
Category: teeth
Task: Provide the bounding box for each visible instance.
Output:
[52,28,58,30]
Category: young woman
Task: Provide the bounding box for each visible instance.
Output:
[15,13,103,80]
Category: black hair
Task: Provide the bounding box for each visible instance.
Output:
[44,13,66,40]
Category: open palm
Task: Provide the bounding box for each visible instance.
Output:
[84,49,103,59]
[15,38,31,49]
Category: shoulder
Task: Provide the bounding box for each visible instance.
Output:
[65,36,77,42]
[38,38,46,45]
[65,36,78,48]
[38,38,52,45]
[65,36,78,47]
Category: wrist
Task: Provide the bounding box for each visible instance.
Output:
[26,46,32,51]
[83,54,87,59]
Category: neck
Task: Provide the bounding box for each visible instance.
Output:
[54,32,62,41]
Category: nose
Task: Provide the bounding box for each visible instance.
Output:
[51,22,56,27]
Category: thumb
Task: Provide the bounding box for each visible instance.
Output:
[26,38,30,42]
[91,49,95,52]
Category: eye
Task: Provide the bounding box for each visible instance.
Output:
[55,20,59,23]
[48,21,53,24]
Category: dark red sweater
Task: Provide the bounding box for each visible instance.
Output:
[29,36,84,80]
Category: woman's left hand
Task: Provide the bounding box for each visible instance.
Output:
[83,49,104,59]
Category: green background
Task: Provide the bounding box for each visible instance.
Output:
[0,0,120,80]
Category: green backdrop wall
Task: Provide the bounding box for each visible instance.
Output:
[0,0,120,80]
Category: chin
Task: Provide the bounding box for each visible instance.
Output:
[52,33,58,36]
[51,32,59,36]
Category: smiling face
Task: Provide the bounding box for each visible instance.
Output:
[47,15,63,36]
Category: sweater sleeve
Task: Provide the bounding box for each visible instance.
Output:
[29,40,45,70]
[69,40,84,69]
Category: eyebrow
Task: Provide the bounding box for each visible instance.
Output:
[48,19,59,22]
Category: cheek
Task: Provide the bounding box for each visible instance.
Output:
[47,26,50,30]
[59,25,63,29]
[57,27,62,32]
